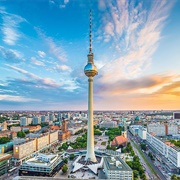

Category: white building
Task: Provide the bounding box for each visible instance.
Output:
[129,125,142,136]
[20,117,28,126]
[32,116,41,125]
[41,115,49,122]
[146,132,180,168]
[103,156,133,180]
[138,127,147,140]
[168,124,178,135]
[99,121,117,128]
[147,124,165,136]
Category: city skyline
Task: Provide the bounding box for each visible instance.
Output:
[0,0,180,110]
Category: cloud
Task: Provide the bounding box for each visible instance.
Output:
[56,64,72,72]
[95,73,180,99]
[98,0,106,11]
[0,9,27,45]
[31,57,45,66]
[38,51,46,58]
[98,0,174,80]
[6,65,60,88]
[0,46,24,63]
[36,28,67,62]
[0,95,40,102]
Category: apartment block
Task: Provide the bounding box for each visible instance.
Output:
[13,139,36,159]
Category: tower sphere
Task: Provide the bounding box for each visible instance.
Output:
[84,53,98,77]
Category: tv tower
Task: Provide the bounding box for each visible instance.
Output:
[84,10,98,162]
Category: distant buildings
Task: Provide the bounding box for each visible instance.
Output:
[58,120,70,141]
[20,117,32,126]
[103,156,133,180]
[0,121,7,131]
[19,153,64,177]
[32,116,41,125]
[99,121,117,128]
[147,123,178,136]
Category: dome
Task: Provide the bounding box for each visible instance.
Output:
[135,116,140,121]
[84,63,98,77]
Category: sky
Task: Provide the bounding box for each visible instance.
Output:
[0,0,180,111]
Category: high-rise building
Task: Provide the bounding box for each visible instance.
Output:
[84,10,98,162]
[32,116,41,125]
[20,117,27,126]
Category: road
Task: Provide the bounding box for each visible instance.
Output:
[128,137,158,180]
[128,131,167,180]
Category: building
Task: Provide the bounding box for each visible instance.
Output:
[19,153,64,177]
[99,121,117,128]
[146,132,180,170]
[13,139,36,159]
[174,112,180,120]
[32,116,41,125]
[41,115,49,122]
[58,130,71,141]
[138,126,147,140]
[0,142,13,153]
[58,120,71,141]
[0,130,11,138]
[0,121,7,131]
[147,123,165,136]
[103,156,133,180]
[129,125,141,136]
[13,131,58,160]
[49,131,58,144]
[21,125,41,132]
[111,135,128,148]
[166,124,178,135]
[36,133,50,151]
[10,126,21,132]
[147,123,178,136]
[20,117,27,126]
[0,153,12,176]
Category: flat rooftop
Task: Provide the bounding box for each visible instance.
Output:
[22,153,59,167]
[104,156,132,171]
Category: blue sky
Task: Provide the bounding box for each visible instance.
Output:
[0,0,180,110]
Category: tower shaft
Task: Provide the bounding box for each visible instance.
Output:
[85,77,96,162]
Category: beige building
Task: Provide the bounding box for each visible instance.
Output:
[36,133,49,150]
[49,131,58,144]
[13,131,58,160]
[13,139,36,159]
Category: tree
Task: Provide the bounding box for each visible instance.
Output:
[62,164,68,173]
[171,174,178,180]
[63,158,68,164]
[17,131,26,138]
[140,143,147,151]
[69,154,75,160]
[0,137,10,144]
[133,170,139,178]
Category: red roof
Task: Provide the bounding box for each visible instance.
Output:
[111,135,128,146]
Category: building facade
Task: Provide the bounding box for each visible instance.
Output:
[103,156,133,180]
[19,153,64,177]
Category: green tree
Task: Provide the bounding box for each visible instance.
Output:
[17,131,26,138]
[69,154,75,160]
[140,143,147,151]
[63,158,68,164]
[133,170,139,178]
[171,174,178,180]
[0,137,10,144]
[62,164,68,173]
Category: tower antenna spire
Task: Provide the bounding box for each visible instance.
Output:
[89,10,92,54]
